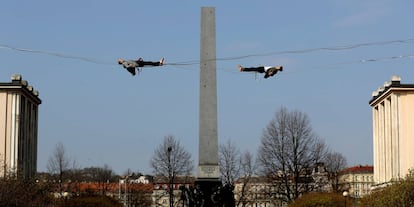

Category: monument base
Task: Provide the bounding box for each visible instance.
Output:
[195,178,222,207]
[197,165,220,178]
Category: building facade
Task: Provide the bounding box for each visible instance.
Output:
[369,76,414,184]
[338,165,374,198]
[233,164,332,207]
[152,176,195,207]
[0,74,41,179]
[234,176,286,207]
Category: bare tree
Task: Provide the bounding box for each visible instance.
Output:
[219,140,256,207]
[257,107,329,203]
[237,150,255,207]
[66,159,82,195]
[84,164,115,195]
[324,151,347,192]
[311,139,329,164]
[47,142,70,195]
[151,135,194,207]
[219,140,240,186]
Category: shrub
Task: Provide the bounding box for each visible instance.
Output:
[359,179,414,207]
[288,192,348,207]
[57,195,122,207]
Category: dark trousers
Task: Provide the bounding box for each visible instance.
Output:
[242,66,265,73]
[136,60,161,67]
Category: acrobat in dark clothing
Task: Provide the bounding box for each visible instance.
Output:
[118,57,165,76]
[238,64,283,79]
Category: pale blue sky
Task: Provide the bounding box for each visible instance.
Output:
[1,1,413,174]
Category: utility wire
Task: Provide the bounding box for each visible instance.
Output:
[330,54,414,66]
[166,38,414,66]
[357,54,414,63]
[170,54,414,77]
[0,44,113,65]
[1,38,413,66]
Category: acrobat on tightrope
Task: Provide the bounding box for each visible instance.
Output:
[238,64,283,79]
[118,57,165,76]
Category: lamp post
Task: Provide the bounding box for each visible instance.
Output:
[124,174,130,207]
[343,191,348,207]
[167,146,173,207]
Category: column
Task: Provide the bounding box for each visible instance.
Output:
[372,106,379,183]
[391,93,400,179]
[384,98,392,181]
[378,102,385,183]
[198,6,219,180]
[196,7,222,207]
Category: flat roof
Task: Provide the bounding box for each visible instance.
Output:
[0,75,41,104]
[369,77,414,106]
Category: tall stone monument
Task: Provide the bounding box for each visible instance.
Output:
[196,7,222,206]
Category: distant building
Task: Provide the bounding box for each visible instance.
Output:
[234,176,286,207]
[369,76,414,184]
[152,176,195,207]
[311,162,332,193]
[233,163,332,207]
[0,74,41,179]
[339,165,374,198]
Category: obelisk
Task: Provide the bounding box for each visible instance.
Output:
[196,7,221,206]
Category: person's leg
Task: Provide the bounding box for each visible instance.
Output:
[145,61,160,66]
[240,66,265,73]
[137,59,162,67]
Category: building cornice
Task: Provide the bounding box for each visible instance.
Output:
[0,74,41,104]
[369,76,414,106]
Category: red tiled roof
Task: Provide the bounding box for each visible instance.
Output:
[341,165,373,174]
[65,182,153,193]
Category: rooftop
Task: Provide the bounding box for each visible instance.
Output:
[369,75,414,105]
[341,165,373,174]
[0,74,41,104]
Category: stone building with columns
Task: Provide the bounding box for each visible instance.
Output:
[0,74,41,179]
[369,75,414,185]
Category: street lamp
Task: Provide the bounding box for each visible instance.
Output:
[167,146,173,207]
[343,191,348,207]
